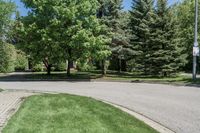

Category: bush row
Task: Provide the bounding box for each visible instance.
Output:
[0,42,28,73]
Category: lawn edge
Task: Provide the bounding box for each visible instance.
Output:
[3,90,175,133]
[98,99,175,133]
[3,92,161,133]
[1,93,35,132]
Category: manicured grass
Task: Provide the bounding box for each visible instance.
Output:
[2,94,157,133]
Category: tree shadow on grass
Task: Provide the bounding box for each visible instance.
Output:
[0,72,102,82]
[1,71,200,88]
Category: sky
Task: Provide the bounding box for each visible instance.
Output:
[14,0,181,16]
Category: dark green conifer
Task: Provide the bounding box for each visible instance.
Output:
[129,0,155,74]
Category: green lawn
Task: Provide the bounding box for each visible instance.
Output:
[2,94,157,133]
[26,71,200,85]
[0,70,198,85]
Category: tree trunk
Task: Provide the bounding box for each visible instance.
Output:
[43,59,52,75]
[47,65,52,75]
[118,58,122,73]
[67,48,72,77]
[102,60,106,76]
[67,59,71,76]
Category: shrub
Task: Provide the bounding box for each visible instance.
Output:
[54,62,66,71]
[15,50,28,71]
[0,42,16,73]
[32,63,44,72]
[77,59,96,71]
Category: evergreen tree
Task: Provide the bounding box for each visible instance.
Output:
[129,0,154,74]
[149,0,186,76]
[96,0,113,75]
[97,0,131,73]
[109,1,132,72]
[110,11,132,72]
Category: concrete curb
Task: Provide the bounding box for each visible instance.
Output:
[100,100,175,133]
[4,90,175,133]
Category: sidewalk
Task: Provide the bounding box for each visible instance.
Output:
[0,91,33,132]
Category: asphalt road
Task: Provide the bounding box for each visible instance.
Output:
[0,81,200,133]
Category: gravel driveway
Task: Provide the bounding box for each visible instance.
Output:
[0,81,200,133]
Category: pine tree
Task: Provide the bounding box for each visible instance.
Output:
[108,0,130,72]
[129,0,155,74]
[149,0,186,76]
[96,0,112,75]
[97,0,132,72]
[110,11,132,72]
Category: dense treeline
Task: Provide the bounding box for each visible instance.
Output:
[0,0,198,77]
[0,0,28,73]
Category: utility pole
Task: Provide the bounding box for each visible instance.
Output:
[193,0,199,80]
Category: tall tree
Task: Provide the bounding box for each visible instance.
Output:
[110,11,132,72]
[0,0,15,41]
[14,0,65,75]
[109,1,131,72]
[129,0,155,74]
[96,0,112,75]
[97,0,131,73]
[175,0,197,72]
[15,0,110,75]
[149,0,187,76]
[0,0,16,73]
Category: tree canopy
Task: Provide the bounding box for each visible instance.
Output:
[0,0,197,77]
[15,0,111,75]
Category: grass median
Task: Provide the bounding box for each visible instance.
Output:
[2,94,157,133]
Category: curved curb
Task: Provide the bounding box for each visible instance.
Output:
[99,99,175,133]
[5,89,175,133]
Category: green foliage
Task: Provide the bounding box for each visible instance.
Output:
[0,0,16,39]
[175,0,197,71]
[128,0,187,76]
[148,0,187,76]
[32,63,44,72]
[129,0,155,74]
[15,0,111,75]
[77,59,96,71]
[54,62,66,71]
[9,0,194,76]
[102,0,131,71]
[0,43,16,73]
[15,50,28,71]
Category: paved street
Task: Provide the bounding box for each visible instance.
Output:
[0,81,200,133]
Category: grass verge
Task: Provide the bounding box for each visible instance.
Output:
[2,94,157,133]
[0,70,198,85]
[0,88,3,92]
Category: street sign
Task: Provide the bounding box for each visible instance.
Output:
[193,46,199,56]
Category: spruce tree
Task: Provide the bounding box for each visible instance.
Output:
[108,0,131,72]
[96,0,112,75]
[149,0,186,76]
[110,11,132,72]
[97,0,132,72]
[129,0,154,74]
